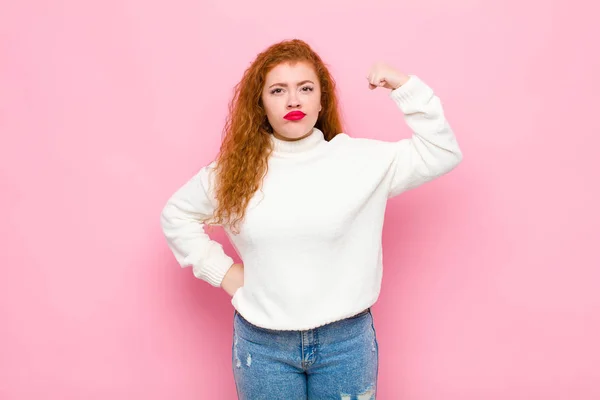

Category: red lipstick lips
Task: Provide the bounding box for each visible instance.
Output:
[284,111,306,121]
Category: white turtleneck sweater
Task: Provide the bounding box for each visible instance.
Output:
[160,75,463,331]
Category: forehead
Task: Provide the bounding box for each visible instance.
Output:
[264,61,318,83]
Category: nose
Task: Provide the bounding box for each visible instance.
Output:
[287,93,301,109]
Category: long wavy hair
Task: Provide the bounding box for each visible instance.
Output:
[205,39,344,233]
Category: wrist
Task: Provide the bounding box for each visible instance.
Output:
[393,74,411,89]
[221,263,244,296]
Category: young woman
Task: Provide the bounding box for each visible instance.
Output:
[161,39,463,399]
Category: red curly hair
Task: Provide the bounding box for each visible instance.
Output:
[205,39,344,233]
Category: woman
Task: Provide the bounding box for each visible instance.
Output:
[160,38,462,399]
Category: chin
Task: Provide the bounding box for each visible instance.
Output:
[276,122,315,140]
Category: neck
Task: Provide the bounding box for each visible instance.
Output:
[270,128,325,155]
[272,129,313,142]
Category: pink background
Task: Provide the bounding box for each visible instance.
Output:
[1,0,599,398]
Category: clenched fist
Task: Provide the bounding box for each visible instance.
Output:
[366,62,410,90]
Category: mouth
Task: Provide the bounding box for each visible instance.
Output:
[283,111,306,121]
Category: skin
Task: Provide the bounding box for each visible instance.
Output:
[261,61,323,141]
[221,262,244,297]
[221,61,410,296]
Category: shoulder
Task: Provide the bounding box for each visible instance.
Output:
[169,160,220,202]
[328,133,399,157]
[198,160,219,193]
[184,160,218,185]
[323,134,401,176]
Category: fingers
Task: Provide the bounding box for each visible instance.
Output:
[367,73,378,89]
[367,75,386,90]
[369,73,379,86]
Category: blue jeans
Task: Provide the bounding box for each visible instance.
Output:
[232,308,379,399]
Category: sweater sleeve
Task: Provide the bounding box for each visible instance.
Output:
[160,162,235,287]
[386,75,463,198]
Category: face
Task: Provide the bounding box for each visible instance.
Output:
[261,61,322,141]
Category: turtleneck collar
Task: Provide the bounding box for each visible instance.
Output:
[270,128,325,156]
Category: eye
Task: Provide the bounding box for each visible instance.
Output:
[270,88,283,94]
[302,86,314,92]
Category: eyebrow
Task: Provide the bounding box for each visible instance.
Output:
[268,80,315,88]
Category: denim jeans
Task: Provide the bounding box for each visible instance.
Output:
[232,308,379,400]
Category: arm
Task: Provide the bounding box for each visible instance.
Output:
[220,263,244,297]
[160,162,235,288]
[367,65,463,197]
[387,75,463,197]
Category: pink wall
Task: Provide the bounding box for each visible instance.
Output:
[1,0,598,398]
